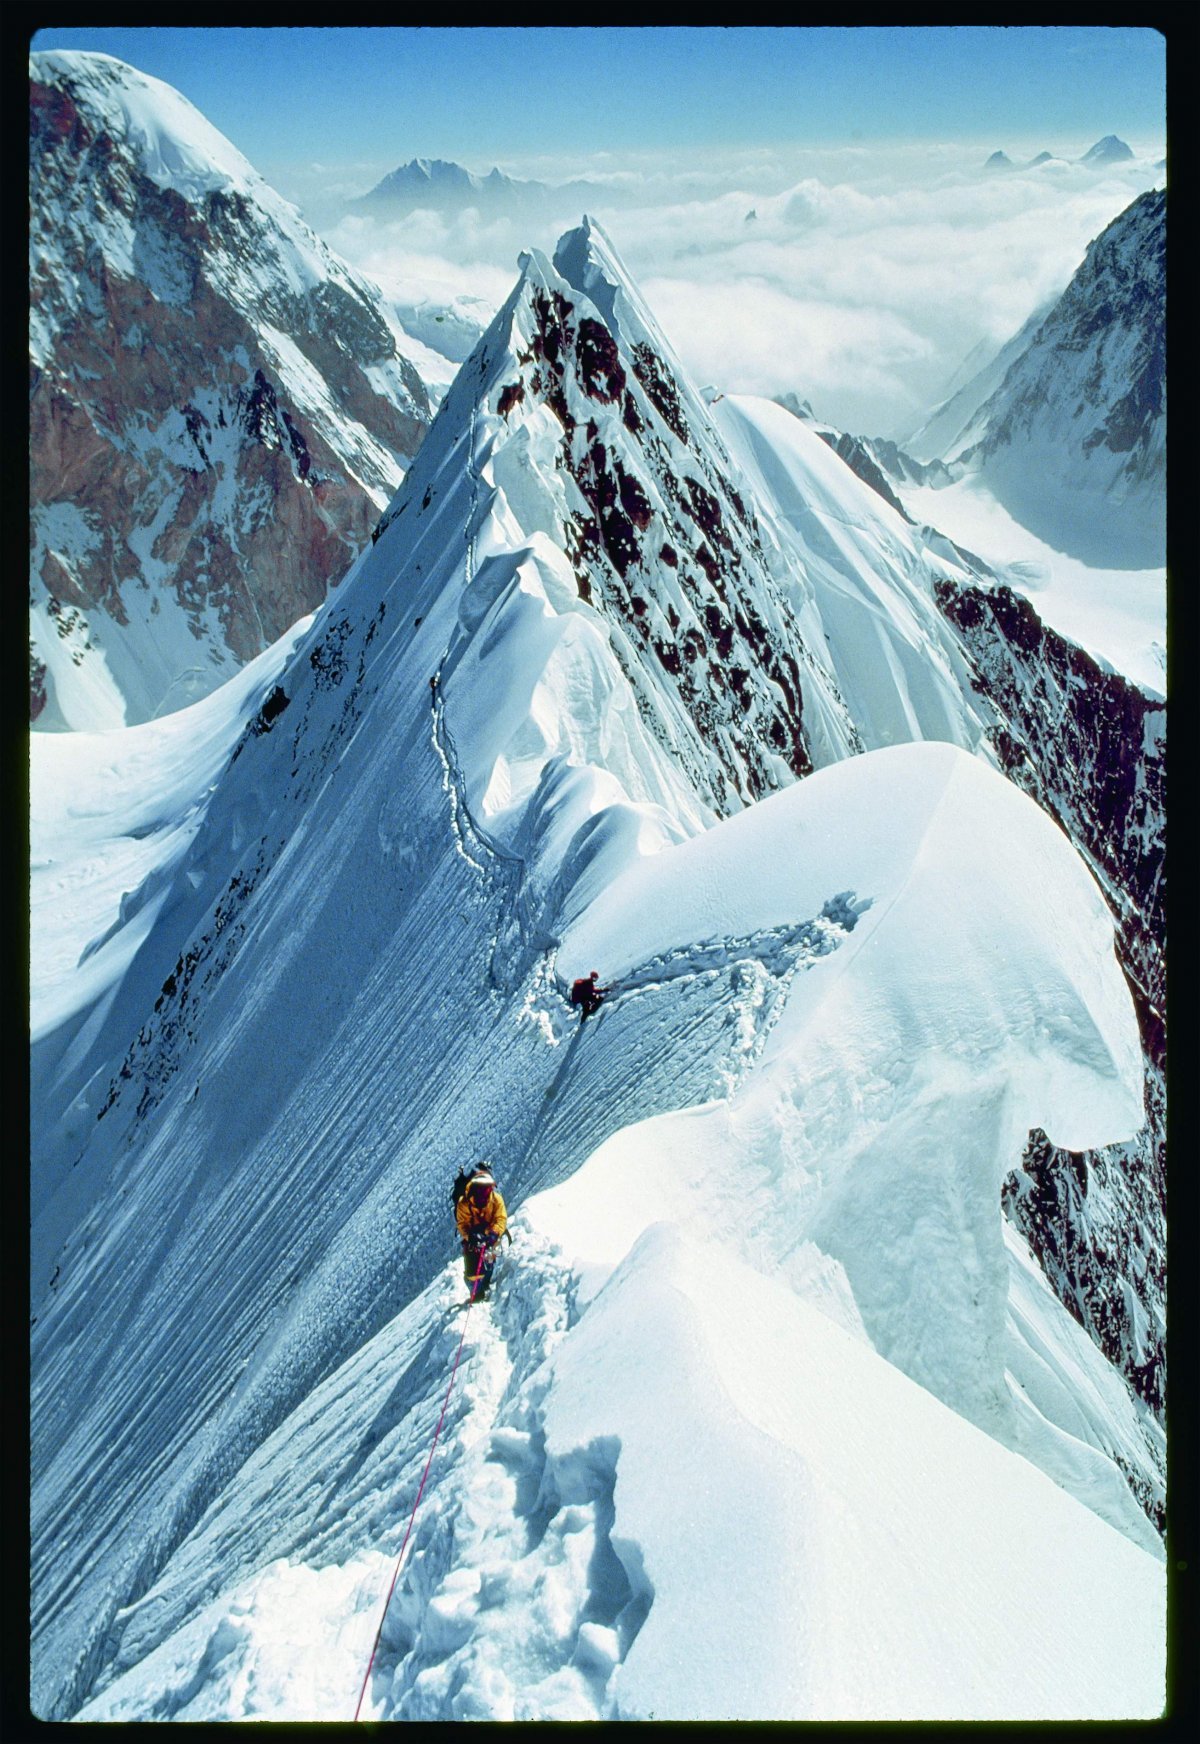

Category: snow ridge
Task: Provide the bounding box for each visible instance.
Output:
[30,213,1165,1722]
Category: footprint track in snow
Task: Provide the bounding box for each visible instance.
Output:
[366,1231,645,1721]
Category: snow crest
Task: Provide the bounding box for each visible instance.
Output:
[31,214,1164,1723]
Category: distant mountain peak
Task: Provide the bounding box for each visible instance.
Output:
[354,154,606,218]
[359,156,539,209]
[1080,134,1134,166]
[929,188,1165,567]
[983,139,1138,174]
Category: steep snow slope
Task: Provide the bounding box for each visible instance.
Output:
[60,747,1160,1723]
[711,395,992,754]
[905,299,1055,465]
[29,214,840,1716]
[31,220,1164,1720]
[29,51,433,730]
[31,623,311,1047]
[912,190,1165,568]
[715,391,1166,1470]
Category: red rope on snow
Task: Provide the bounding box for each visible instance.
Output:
[352,1257,486,1722]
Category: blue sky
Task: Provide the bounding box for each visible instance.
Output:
[28,23,1167,436]
[30,24,1166,186]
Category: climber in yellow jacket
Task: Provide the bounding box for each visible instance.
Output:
[454,1167,507,1298]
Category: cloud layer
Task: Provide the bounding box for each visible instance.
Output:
[306,142,1163,439]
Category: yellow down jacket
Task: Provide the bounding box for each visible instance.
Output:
[456,1188,508,1245]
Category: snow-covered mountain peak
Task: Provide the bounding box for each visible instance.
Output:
[29,50,433,730]
[31,50,265,206]
[385,217,865,857]
[1081,134,1135,166]
[30,183,1167,1721]
[379,157,491,194]
[549,216,707,411]
[551,215,648,326]
[903,189,1164,568]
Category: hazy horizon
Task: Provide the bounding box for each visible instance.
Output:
[29,25,1166,437]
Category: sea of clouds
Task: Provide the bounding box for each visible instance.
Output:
[291,140,1163,440]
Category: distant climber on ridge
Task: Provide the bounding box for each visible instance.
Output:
[453,1165,507,1299]
[570,970,609,1022]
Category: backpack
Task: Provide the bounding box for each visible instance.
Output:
[450,1169,471,1208]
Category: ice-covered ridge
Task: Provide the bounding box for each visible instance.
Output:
[75,1220,1164,1722]
[33,49,277,206]
[30,205,1165,1721]
[61,722,1159,1717]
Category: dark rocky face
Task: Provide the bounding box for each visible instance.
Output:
[29,67,432,724]
[497,278,861,816]
[936,572,1166,1511]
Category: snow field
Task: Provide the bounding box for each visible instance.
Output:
[532,1222,1164,1720]
[900,473,1165,695]
[32,218,1165,1722]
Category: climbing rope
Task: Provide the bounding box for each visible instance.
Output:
[352,1257,487,1722]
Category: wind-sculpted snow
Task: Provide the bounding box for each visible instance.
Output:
[528,1227,1162,1720]
[30,217,1164,1721]
[553,743,1158,1550]
[713,390,1166,1510]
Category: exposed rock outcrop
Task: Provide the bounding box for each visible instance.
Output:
[936,574,1166,1485]
[30,52,433,728]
